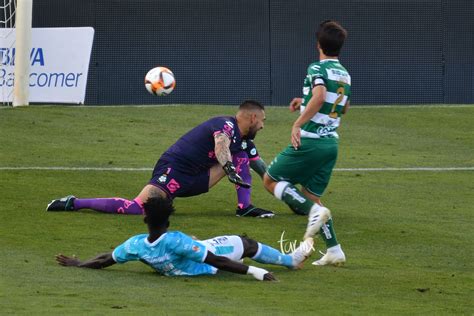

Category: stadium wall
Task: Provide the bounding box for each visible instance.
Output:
[32,0,473,105]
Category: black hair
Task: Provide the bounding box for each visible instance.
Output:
[239,100,265,111]
[316,20,347,56]
[143,196,175,228]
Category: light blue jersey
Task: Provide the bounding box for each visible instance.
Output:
[112,231,217,276]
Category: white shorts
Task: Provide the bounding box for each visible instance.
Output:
[201,235,244,262]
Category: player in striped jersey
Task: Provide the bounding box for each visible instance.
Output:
[263,20,349,266]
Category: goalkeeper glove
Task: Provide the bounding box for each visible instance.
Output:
[223,161,251,188]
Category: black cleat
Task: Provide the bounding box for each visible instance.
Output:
[236,205,275,218]
[46,195,76,212]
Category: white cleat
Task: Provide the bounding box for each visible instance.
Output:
[312,247,346,267]
[290,238,315,269]
[303,205,331,240]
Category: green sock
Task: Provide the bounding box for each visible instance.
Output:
[320,218,339,248]
[280,184,313,215]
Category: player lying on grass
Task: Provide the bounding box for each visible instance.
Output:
[55,197,314,281]
[47,100,274,218]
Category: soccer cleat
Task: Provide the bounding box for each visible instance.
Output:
[303,205,331,239]
[236,205,275,218]
[46,195,76,212]
[290,238,315,269]
[312,247,346,267]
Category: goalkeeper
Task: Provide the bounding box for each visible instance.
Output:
[55,197,314,281]
[47,100,274,218]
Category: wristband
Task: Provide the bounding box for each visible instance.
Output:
[247,266,268,281]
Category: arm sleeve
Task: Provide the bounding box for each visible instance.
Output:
[308,65,325,88]
[112,237,140,264]
[249,158,267,178]
[171,233,208,263]
[210,117,235,139]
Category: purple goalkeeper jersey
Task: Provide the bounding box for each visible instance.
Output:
[160,116,250,175]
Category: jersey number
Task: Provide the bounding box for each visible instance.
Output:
[329,86,345,118]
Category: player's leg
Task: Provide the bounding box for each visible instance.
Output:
[302,187,345,266]
[263,176,330,247]
[46,185,166,215]
[264,143,330,233]
[46,195,145,214]
[47,158,169,215]
[233,151,274,218]
[301,140,345,266]
[301,187,339,245]
[202,235,295,267]
[73,196,145,215]
[263,174,316,216]
[202,235,312,269]
[208,164,226,188]
[233,151,252,210]
[201,235,245,262]
[240,236,314,269]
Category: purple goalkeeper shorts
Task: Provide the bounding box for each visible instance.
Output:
[149,158,210,199]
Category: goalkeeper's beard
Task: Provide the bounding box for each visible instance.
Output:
[246,128,258,140]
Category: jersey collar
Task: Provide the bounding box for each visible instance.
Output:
[320,58,339,63]
[145,232,167,247]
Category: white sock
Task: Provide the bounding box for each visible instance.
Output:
[310,203,324,211]
[327,244,342,253]
[274,181,290,200]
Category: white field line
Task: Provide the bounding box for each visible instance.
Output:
[0,166,473,172]
[51,104,474,109]
[1,104,474,109]
[348,104,474,109]
[0,167,152,171]
[335,167,474,171]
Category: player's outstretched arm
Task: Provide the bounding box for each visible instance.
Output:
[56,253,116,269]
[249,157,267,179]
[204,251,276,281]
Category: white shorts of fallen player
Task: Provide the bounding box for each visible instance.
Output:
[200,235,244,262]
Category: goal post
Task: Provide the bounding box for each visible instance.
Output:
[13,0,32,107]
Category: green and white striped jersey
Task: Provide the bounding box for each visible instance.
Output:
[300,59,351,139]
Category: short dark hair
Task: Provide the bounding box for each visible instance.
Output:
[143,197,175,228]
[239,100,265,111]
[316,20,347,56]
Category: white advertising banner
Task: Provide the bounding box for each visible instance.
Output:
[0,27,94,104]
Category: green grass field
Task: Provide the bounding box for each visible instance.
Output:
[0,105,473,315]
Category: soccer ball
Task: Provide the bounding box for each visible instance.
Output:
[144,66,176,96]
